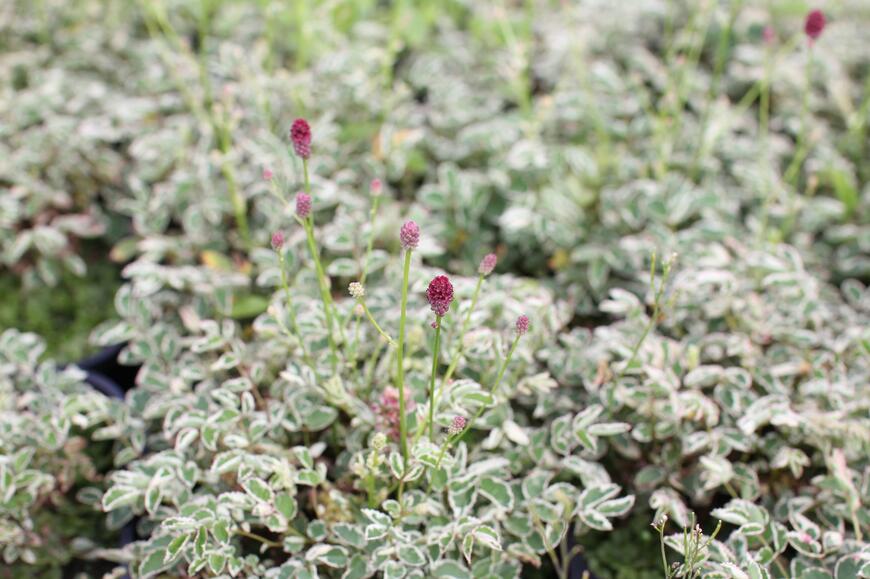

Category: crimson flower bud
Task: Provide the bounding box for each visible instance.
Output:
[296,193,312,218]
[290,118,312,159]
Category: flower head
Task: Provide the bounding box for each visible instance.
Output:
[399,220,420,250]
[448,415,467,437]
[516,315,529,336]
[371,432,387,451]
[371,387,414,441]
[290,118,312,159]
[262,167,274,181]
[762,26,775,45]
[371,178,383,197]
[426,275,454,317]
[804,9,825,41]
[478,253,498,276]
[270,231,284,251]
[296,192,312,219]
[348,282,365,299]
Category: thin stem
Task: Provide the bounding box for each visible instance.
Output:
[216,113,250,248]
[360,195,383,286]
[782,43,815,238]
[851,506,864,543]
[234,529,283,548]
[757,40,773,242]
[427,318,443,441]
[396,249,413,478]
[617,253,675,381]
[444,275,484,384]
[278,252,313,367]
[415,274,485,444]
[658,519,670,579]
[303,218,339,370]
[359,301,394,345]
[530,508,562,576]
[434,333,522,470]
[302,159,347,346]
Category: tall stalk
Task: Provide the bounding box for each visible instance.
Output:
[396,249,413,469]
[427,318,443,441]
[300,159,340,370]
[434,323,526,470]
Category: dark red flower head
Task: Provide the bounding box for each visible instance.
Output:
[426,275,454,318]
[290,118,312,159]
[804,9,825,41]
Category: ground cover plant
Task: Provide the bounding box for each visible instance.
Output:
[0,0,869,578]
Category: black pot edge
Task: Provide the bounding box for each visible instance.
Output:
[67,345,138,577]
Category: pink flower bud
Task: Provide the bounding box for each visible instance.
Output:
[262,167,274,181]
[762,26,775,45]
[516,315,529,336]
[804,9,825,41]
[448,415,467,436]
[296,193,312,218]
[400,220,419,250]
[426,275,454,318]
[478,253,498,276]
[370,178,383,196]
[290,118,312,159]
[271,231,284,251]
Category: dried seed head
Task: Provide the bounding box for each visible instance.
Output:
[804,9,825,40]
[271,231,284,251]
[478,253,498,276]
[426,275,454,317]
[371,432,387,451]
[400,220,420,250]
[448,415,467,436]
[296,193,312,218]
[290,118,312,159]
[348,282,365,299]
[516,314,529,336]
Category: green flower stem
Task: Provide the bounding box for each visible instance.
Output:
[360,195,383,287]
[414,274,485,444]
[277,252,312,366]
[216,122,250,249]
[396,249,413,477]
[782,44,816,238]
[363,338,388,400]
[347,192,384,361]
[302,159,346,346]
[657,519,671,579]
[434,332,522,470]
[359,300,394,345]
[235,529,284,549]
[439,275,483,389]
[427,317,443,441]
[302,217,339,370]
[757,41,773,242]
[617,252,675,381]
